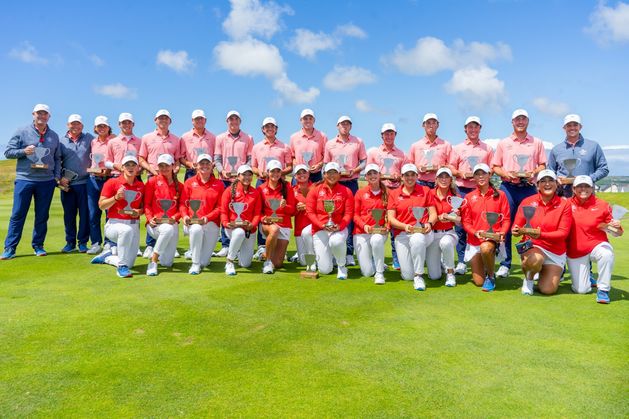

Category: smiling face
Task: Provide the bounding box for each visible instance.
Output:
[563,121,581,140]
[123,161,138,177]
[465,122,481,142]
[574,183,593,200]
[95,124,109,138]
[301,115,314,131]
[436,172,452,188]
[197,159,213,176]
[193,117,206,131]
[268,167,282,183]
[423,119,439,137]
[365,169,380,187]
[324,169,340,186]
[119,119,134,135]
[158,162,173,177]
[238,170,253,186]
[473,169,490,187]
[337,121,351,136]
[402,171,418,188]
[227,115,241,133]
[155,115,171,130]
[512,115,529,134]
[67,121,83,137]
[295,168,309,184]
[537,176,557,197]
[262,123,277,139]
[33,110,50,126]
[381,130,396,148]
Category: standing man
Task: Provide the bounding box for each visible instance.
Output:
[2,104,60,259]
[213,110,254,257]
[179,109,216,181]
[105,112,142,176]
[289,108,327,183]
[450,116,494,275]
[58,114,94,253]
[324,115,367,265]
[547,114,608,197]
[491,108,547,278]
[408,113,454,188]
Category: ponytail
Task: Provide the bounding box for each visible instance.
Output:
[379,180,388,208]
[230,179,240,202]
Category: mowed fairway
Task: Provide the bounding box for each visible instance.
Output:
[0,160,627,417]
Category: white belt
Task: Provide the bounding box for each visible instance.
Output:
[108,218,140,225]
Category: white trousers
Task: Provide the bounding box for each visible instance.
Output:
[295,224,314,266]
[147,223,179,267]
[187,222,220,267]
[104,219,140,268]
[313,228,348,274]
[426,230,457,279]
[567,242,614,293]
[226,228,255,267]
[395,231,434,280]
[353,233,386,277]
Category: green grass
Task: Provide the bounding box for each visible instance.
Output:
[0,159,628,417]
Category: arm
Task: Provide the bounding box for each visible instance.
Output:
[540,201,573,241]
[306,187,325,230]
[353,193,365,231]
[338,188,354,231]
[4,131,28,159]
[143,180,155,222]
[590,144,609,183]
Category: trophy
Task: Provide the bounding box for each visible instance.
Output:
[194,147,206,159]
[423,149,436,172]
[227,156,238,177]
[155,199,176,224]
[323,199,337,228]
[479,211,503,240]
[125,149,137,157]
[57,168,79,192]
[302,151,313,167]
[187,199,203,224]
[444,196,466,222]
[381,157,395,180]
[410,207,428,233]
[120,189,141,216]
[300,254,319,279]
[370,208,387,234]
[520,206,540,236]
[229,202,248,226]
[561,158,581,184]
[267,198,283,223]
[29,147,50,169]
[600,205,628,235]
[466,156,479,178]
[87,153,105,174]
[513,154,530,178]
[336,155,349,176]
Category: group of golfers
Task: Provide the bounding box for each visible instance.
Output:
[2,103,623,304]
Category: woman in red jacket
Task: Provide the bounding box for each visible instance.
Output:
[258,159,296,273]
[512,169,573,296]
[306,162,354,279]
[144,154,181,276]
[220,164,262,275]
[179,154,225,275]
[567,175,623,304]
[291,164,314,267]
[461,163,510,292]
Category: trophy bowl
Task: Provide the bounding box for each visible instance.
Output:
[423,149,435,172]
[381,157,395,180]
[302,151,313,167]
[229,202,248,226]
[267,198,283,223]
[370,208,387,234]
[513,154,530,178]
[155,199,176,224]
[336,155,349,176]
[57,168,79,192]
[120,189,141,216]
[187,199,204,224]
[602,205,628,235]
[520,205,540,235]
[323,199,337,228]
[466,156,479,177]
[300,253,319,279]
[479,211,503,240]
[561,158,581,183]
[87,153,105,174]
[30,147,50,169]
[444,196,466,222]
[227,156,238,177]
[410,207,427,233]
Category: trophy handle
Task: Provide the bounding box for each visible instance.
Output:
[42,147,50,157]
[242,202,248,212]
[497,213,504,223]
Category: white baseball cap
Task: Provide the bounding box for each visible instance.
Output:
[423,113,439,123]
[473,163,491,174]
[155,109,171,119]
[266,159,282,172]
[157,154,174,165]
[300,108,315,119]
[121,155,138,165]
[511,108,529,119]
[364,163,380,174]
[237,164,253,175]
[262,117,277,127]
[436,167,453,177]
[381,123,397,133]
[465,116,481,126]
[293,164,309,174]
[563,114,581,126]
[573,175,593,187]
[337,115,352,125]
[67,114,82,124]
[33,104,50,114]
[537,169,557,182]
[401,163,419,175]
[226,110,241,120]
[191,109,206,119]
[196,153,213,163]
[324,162,341,173]
[94,115,109,127]
[118,112,134,123]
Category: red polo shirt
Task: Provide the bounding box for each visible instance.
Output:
[353,185,389,234]
[567,195,617,258]
[220,182,262,232]
[293,183,312,236]
[179,174,225,225]
[306,182,354,233]
[461,187,510,246]
[387,184,434,236]
[258,180,296,228]
[429,188,457,231]
[144,174,181,223]
[100,176,145,220]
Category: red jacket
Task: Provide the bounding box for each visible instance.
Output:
[292,183,312,236]
[306,181,354,233]
[461,187,510,245]
[220,182,262,233]
[567,195,617,258]
[429,188,458,231]
[258,180,296,228]
[387,184,434,236]
[353,185,389,234]
[144,174,181,223]
[513,193,572,255]
[101,176,145,220]
[179,174,225,225]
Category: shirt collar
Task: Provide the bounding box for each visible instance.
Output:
[564,134,584,147]
[509,133,533,143]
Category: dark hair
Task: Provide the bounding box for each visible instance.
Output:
[230,179,240,202]
[379,180,388,208]
[95,126,112,136]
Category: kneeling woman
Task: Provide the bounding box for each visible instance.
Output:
[512,169,572,296]
[179,154,225,275]
[292,164,314,266]
[387,163,437,291]
[461,163,510,291]
[91,155,144,278]
[353,163,389,284]
[258,160,296,274]
[567,175,623,304]
[306,162,354,279]
[144,154,181,276]
[220,165,262,275]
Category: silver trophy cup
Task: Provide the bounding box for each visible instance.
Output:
[562,158,581,181]
[423,149,435,171]
[445,196,466,221]
[323,199,337,227]
[156,199,175,224]
[382,157,395,179]
[188,199,203,224]
[412,206,426,233]
[30,147,50,168]
[227,156,238,176]
[605,205,629,234]
[302,151,313,167]
[336,155,348,175]
[268,198,283,222]
[521,206,540,235]
[58,168,79,192]
[370,208,386,233]
[467,156,479,174]
[513,154,530,177]
[229,202,248,226]
[88,153,104,173]
[120,190,141,215]
[481,211,503,240]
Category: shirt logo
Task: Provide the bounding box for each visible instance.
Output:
[364,193,371,199]
[530,201,539,208]
[192,182,198,187]
[579,149,587,156]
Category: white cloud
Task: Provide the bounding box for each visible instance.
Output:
[272,73,320,103]
[445,66,507,109]
[586,1,629,44]
[93,83,138,100]
[287,29,337,59]
[335,23,367,39]
[214,38,284,78]
[323,66,376,91]
[8,41,48,65]
[157,50,195,73]
[89,54,104,67]
[355,99,373,112]
[223,0,293,40]
[532,97,570,117]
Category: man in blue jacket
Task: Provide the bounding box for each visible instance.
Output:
[1,104,61,259]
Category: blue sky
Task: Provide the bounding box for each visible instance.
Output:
[2,0,629,174]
